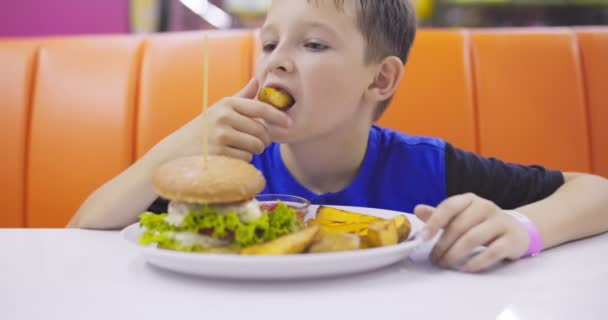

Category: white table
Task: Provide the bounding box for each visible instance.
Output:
[1,228,607,320]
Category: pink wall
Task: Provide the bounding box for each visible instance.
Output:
[0,0,129,38]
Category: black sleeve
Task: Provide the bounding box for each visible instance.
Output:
[147,197,169,213]
[444,143,565,209]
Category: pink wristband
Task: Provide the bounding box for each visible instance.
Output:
[503,210,542,258]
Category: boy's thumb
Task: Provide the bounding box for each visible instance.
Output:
[414,204,434,222]
[235,78,259,99]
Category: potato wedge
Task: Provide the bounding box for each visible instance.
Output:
[316,222,369,237]
[307,218,346,226]
[308,233,361,253]
[316,206,381,224]
[367,220,398,247]
[240,225,320,255]
[391,215,411,241]
[359,236,370,249]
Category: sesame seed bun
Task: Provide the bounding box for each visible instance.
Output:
[152,155,265,204]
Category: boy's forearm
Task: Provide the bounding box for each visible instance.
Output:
[68,137,182,230]
[517,172,608,250]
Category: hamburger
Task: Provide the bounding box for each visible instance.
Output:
[138,155,301,252]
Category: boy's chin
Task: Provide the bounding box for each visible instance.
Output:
[271,133,308,145]
[270,126,324,145]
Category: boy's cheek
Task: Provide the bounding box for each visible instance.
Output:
[253,59,269,81]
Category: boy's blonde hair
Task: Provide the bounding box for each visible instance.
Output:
[308,0,417,119]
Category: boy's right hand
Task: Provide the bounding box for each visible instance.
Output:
[191,79,292,162]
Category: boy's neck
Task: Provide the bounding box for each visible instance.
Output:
[280,122,371,195]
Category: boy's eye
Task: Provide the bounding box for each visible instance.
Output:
[304,42,329,52]
[262,43,277,52]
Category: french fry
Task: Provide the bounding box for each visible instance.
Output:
[240,225,320,255]
[308,233,361,253]
[367,220,399,247]
[316,206,381,224]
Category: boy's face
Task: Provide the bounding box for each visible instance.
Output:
[256,0,376,143]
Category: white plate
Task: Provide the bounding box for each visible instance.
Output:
[121,205,424,280]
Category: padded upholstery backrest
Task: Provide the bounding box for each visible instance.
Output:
[1,27,606,228]
[378,30,477,152]
[26,36,143,227]
[471,29,590,172]
[576,28,608,177]
[0,41,38,227]
[136,31,252,157]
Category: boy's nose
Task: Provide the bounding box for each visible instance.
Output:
[266,50,295,74]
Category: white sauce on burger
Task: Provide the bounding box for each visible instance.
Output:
[163,198,262,227]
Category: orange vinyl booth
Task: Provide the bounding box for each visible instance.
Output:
[1,28,607,228]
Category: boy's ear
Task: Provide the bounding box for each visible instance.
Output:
[365,56,404,102]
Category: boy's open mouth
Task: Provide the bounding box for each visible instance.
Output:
[258,84,296,111]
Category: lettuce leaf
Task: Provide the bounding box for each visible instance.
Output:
[138,230,203,252]
[138,201,300,250]
[268,201,301,239]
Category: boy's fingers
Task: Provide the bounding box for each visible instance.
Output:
[461,237,509,272]
[414,204,434,222]
[221,130,266,156]
[267,124,291,137]
[230,112,271,147]
[437,219,503,268]
[232,98,291,128]
[423,193,475,240]
[430,199,488,261]
[222,146,254,162]
[235,78,259,99]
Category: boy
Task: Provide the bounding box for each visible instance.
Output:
[69,0,608,272]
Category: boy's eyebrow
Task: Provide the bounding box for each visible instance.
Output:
[260,24,278,36]
[303,21,340,37]
[260,21,340,38]
[300,21,340,37]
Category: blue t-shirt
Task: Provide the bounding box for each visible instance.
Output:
[251,125,447,213]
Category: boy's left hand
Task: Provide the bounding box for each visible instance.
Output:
[414,193,530,272]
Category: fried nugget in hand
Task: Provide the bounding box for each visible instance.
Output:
[258,87,295,111]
